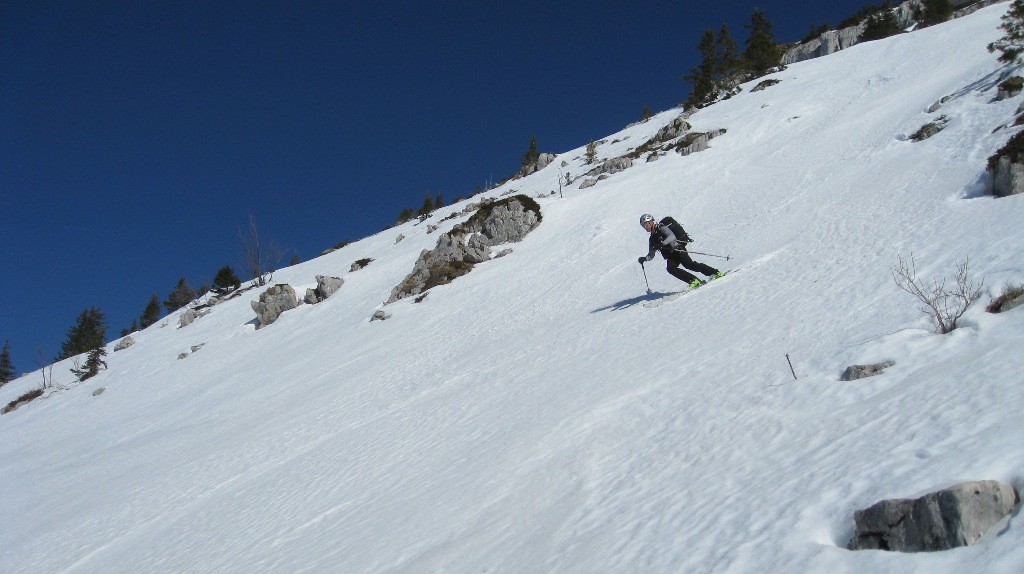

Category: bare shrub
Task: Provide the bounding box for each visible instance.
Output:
[239,214,285,287]
[987,283,1024,313]
[892,254,984,334]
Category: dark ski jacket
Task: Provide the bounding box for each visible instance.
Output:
[643,220,689,261]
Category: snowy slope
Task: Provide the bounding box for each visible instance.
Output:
[3,4,1024,572]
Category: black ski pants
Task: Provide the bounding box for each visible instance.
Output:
[664,249,719,283]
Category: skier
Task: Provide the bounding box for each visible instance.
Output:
[638,214,722,287]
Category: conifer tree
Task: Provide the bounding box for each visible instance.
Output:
[521,136,540,167]
[418,193,435,217]
[860,8,902,42]
[212,266,242,292]
[917,0,952,27]
[989,0,1024,63]
[743,10,781,77]
[585,140,598,164]
[684,25,740,108]
[397,207,416,225]
[164,278,196,312]
[684,29,720,108]
[71,346,107,382]
[435,192,444,209]
[140,294,162,328]
[57,307,107,361]
[641,106,653,122]
[120,321,138,338]
[0,341,15,387]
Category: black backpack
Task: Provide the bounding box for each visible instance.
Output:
[659,216,692,244]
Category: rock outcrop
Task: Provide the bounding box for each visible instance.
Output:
[251,284,298,328]
[840,361,895,381]
[304,275,344,304]
[113,336,135,352]
[386,196,541,304]
[848,481,1019,552]
[517,152,557,178]
[991,155,1024,197]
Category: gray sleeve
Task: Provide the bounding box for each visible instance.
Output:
[657,224,676,246]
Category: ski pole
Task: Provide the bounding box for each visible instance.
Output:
[640,260,651,292]
[688,250,730,261]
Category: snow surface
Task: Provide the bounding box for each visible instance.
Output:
[3,5,1024,572]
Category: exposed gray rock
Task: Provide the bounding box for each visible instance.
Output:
[579,178,597,189]
[927,96,952,113]
[386,196,540,303]
[911,122,944,141]
[783,24,864,64]
[517,152,558,178]
[992,156,1024,197]
[675,130,726,156]
[178,308,210,328]
[654,115,692,143]
[848,481,1019,552]
[495,248,514,258]
[177,352,189,360]
[113,336,135,352]
[997,77,1023,101]
[190,344,205,353]
[395,234,405,244]
[250,284,298,328]
[92,387,105,396]
[427,224,439,234]
[751,79,781,92]
[783,1,990,66]
[475,199,541,244]
[586,157,633,178]
[350,258,373,272]
[646,152,661,162]
[841,361,895,381]
[464,233,492,263]
[370,309,392,322]
[304,275,344,304]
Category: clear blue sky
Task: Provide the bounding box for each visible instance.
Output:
[1,0,871,374]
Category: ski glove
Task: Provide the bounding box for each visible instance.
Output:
[638,257,646,264]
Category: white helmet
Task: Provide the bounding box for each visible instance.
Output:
[640,214,655,228]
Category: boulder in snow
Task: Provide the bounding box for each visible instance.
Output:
[113,336,135,352]
[840,361,895,381]
[847,481,1019,552]
[304,275,344,305]
[251,284,298,328]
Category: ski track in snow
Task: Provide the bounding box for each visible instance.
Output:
[3,5,1024,573]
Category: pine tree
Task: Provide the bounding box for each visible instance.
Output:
[521,136,540,167]
[917,0,952,27]
[140,294,162,328]
[743,10,781,77]
[989,0,1024,63]
[641,106,653,122]
[684,29,720,108]
[435,192,444,209]
[716,24,741,81]
[396,207,416,225]
[860,9,902,42]
[57,307,107,361]
[120,320,138,338]
[0,341,15,387]
[71,346,107,382]
[684,26,740,109]
[418,193,435,217]
[212,266,242,292]
[164,278,196,312]
[585,140,598,164]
